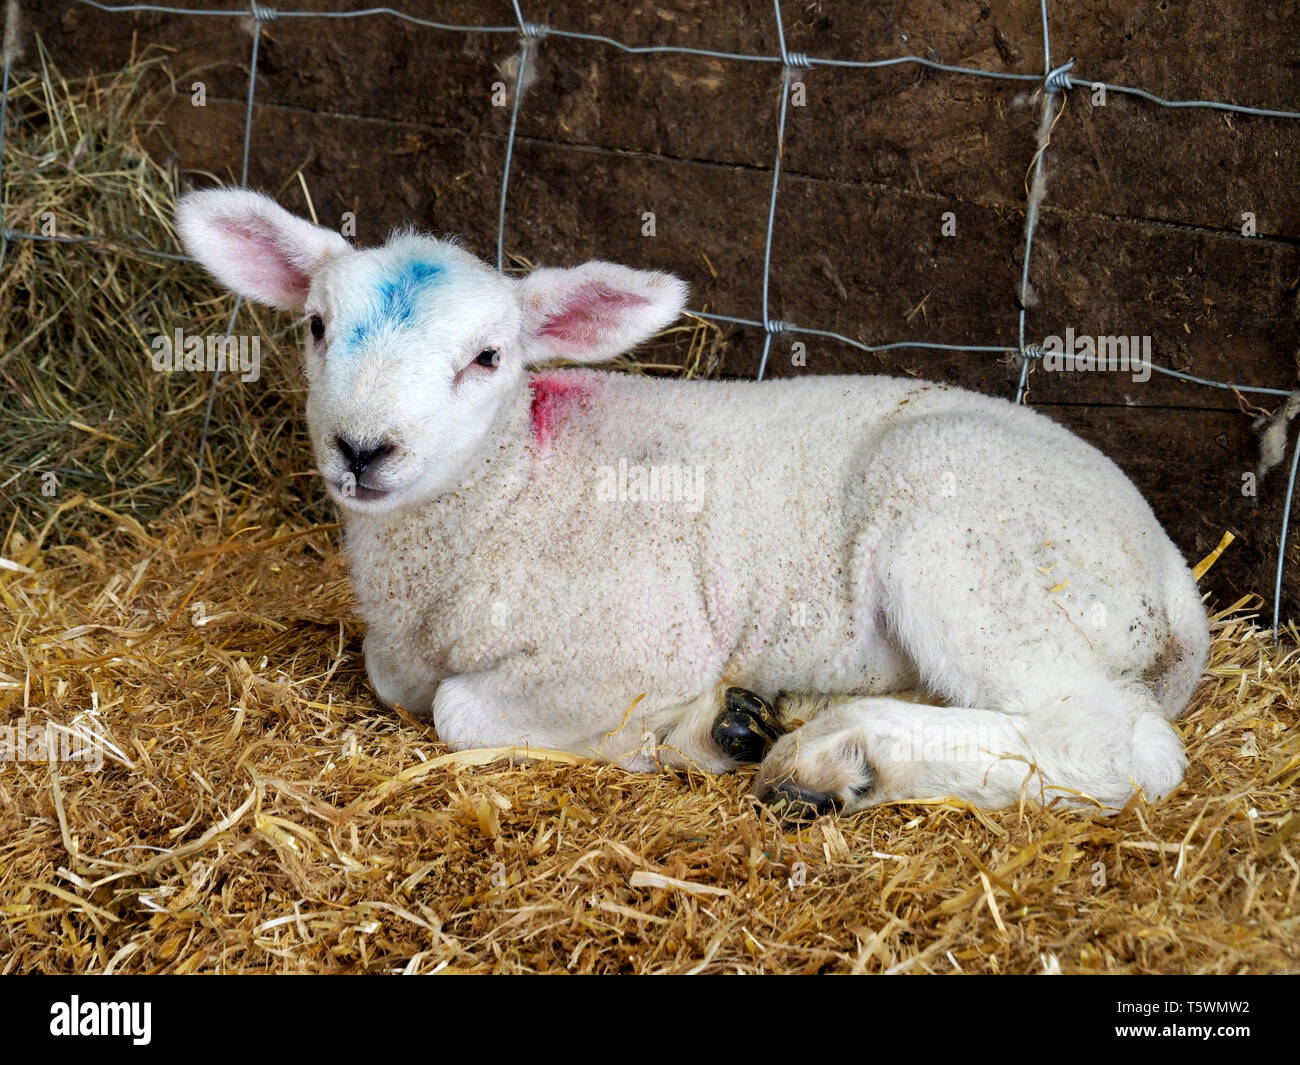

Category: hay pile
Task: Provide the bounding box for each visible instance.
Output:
[1,52,1296,975]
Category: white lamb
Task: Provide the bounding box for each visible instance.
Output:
[177,187,1210,816]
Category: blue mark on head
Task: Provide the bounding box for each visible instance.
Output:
[344,259,445,351]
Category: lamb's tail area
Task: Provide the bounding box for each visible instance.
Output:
[1150,554,1212,721]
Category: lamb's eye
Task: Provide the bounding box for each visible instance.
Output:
[476,348,501,368]
[310,315,325,342]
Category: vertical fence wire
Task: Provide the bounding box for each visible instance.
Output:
[1274,430,1300,640]
[496,0,538,272]
[755,0,806,381]
[0,0,16,276]
[1014,0,1056,405]
[196,7,265,472]
[0,48,10,278]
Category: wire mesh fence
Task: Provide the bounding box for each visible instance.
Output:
[2,0,1298,629]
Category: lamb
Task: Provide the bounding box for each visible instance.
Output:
[176,187,1210,816]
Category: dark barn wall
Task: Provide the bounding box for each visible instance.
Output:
[26,0,1300,618]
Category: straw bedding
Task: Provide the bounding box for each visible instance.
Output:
[1,52,1296,975]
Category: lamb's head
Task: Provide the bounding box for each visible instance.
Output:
[177,187,687,514]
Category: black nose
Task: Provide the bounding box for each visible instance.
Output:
[336,437,394,480]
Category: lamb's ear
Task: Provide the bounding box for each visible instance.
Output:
[176,187,350,312]
[517,261,688,364]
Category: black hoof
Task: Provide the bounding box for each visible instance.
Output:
[725,687,786,738]
[763,781,838,821]
[713,710,771,762]
[711,687,786,763]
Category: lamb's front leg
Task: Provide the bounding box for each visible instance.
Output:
[364,630,441,717]
[434,672,787,771]
[431,672,594,752]
[598,685,788,772]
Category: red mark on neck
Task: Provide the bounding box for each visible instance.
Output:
[529,373,590,450]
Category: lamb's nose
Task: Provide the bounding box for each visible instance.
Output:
[336,437,394,480]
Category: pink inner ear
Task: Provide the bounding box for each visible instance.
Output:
[537,281,651,348]
[223,218,312,305]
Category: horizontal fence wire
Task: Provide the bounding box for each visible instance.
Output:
[2,0,1299,632]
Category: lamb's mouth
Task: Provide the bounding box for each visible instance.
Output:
[333,479,393,505]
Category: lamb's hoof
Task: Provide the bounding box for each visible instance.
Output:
[754,734,877,819]
[711,687,786,763]
[762,781,838,822]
